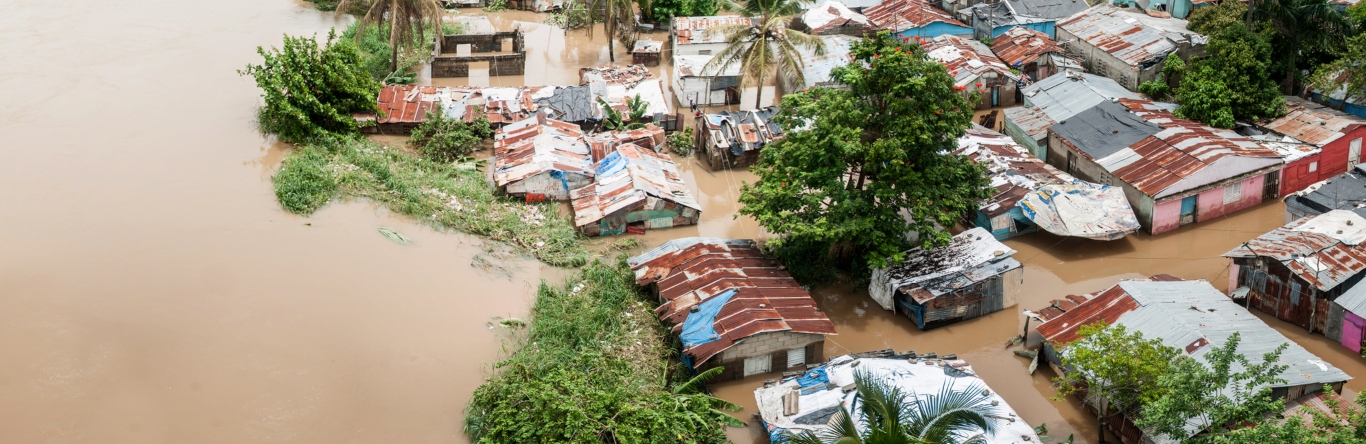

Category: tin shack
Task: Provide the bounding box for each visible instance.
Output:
[1256,96,1366,197]
[919,34,1020,109]
[1285,165,1366,222]
[752,351,1040,443]
[570,144,700,236]
[695,107,783,170]
[869,227,1022,329]
[491,113,594,201]
[1223,210,1366,334]
[629,238,838,380]
[863,0,973,39]
[1327,281,1366,354]
[1030,278,1351,443]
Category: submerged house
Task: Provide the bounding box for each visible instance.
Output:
[1045,99,1283,234]
[868,227,1023,329]
[1327,281,1366,354]
[491,113,594,201]
[956,127,1140,240]
[1256,96,1366,197]
[1056,5,1206,91]
[920,35,1020,109]
[799,0,873,36]
[864,0,973,39]
[988,26,1081,82]
[695,107,783,170]
[628,238,837,380]
[753,351,1041,443]
[1285,166,1366,222]
[969,0,1090,40]
[365,84,670,133]
[1223,210,1366,334]
[430,19,525,78]
[570,144,700,236]
[1030,278,1351,444]
[1002,71,1138,158]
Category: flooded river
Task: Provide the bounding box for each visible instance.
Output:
[1,1,1361,444]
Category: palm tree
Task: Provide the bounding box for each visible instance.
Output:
[703,0,824,109]
[585,0,637,62]
[785,370,1001,444]
[1252,0,1351,93]
[338,0,445,73]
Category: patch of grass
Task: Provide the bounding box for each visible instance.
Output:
[464,258,738,443]
[273,137,588,267]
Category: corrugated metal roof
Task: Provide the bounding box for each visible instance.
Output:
[569,143,700,227]
[492,114,593,187]
[786,35,856,92]
[579,64,654,88]
[370,84,669,126]
[672,16,752,45]
[1334,276,1366,315]
[864,0,967,32]
[1022,71,1139,122]
[989,27,1080,71]
[701,106,784,157]
[1057,5,1183,68]
[1036,279,1351,393]
[803,1,872,34]
[1223,210,1366,291]
[628,238,837,366]
[872,227,1019,304]
[1289,165,1366,218]
[955,127,1074,216]
[631,39,662,53]
[1261,96,1366,147]
[920,35,1019,86]
[974,0,1089,29]
[673,54,744,78]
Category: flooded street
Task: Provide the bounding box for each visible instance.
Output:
[1,1,1361,443]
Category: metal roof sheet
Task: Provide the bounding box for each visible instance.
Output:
[1022,71,1138,122]
[672,16,753,45]
[920,35,1019,86]
[872,228,1019,302]
[803,1,872,33]
[864,0,967,32]
[1261,96,1366,147]
[700,107,784,156]
[1223,210,1366,291]
[673,54,744,78]
[1335,277,1366,315]
[1057,5,1182,68]
[579,64,655,88]
[786,35,857,91]
[369,84,670,126]
[628,238,837,366]
[569,143,700,227]
[989,27,1080,71]
[955,127,1075,216]
[1289,165,1366,217]
[492,114,593,187]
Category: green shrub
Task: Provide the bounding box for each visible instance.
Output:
[409,111,494,162]
[274,148,339,214]
[241,31,381,143]
[667,126,694,156]
[340,22,432,85]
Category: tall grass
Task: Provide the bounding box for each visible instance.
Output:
[273,137,589,267]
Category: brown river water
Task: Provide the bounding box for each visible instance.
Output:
[0,2,1360,443]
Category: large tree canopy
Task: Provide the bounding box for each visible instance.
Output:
[738,31,991,271]
[1174,23,1284,128]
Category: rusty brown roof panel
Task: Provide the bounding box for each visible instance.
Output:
[1223,211,1366,291]
[989,27,1079,70]
[1035,284,1138,345]
[1261,97,1366,147]
[864,0,966,32]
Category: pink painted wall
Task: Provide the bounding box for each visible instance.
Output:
[1152,198,1183,234]
[1229,264,1240,293]
[1343,311,1365,353]
[1196,175,1266,221]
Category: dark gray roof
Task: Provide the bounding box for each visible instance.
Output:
[1336,276,1366,315]
[535,86,596,123]
[973,0,1090,28]
[1048,100,1160,160]
[1290,165,1366,218]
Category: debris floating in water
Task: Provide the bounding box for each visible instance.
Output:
[378,227,412,245]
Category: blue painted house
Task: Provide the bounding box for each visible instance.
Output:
[865,0,973,39]
[1114,0,1214,19]
[1312,90,1366,120]
[970,0,1089,40]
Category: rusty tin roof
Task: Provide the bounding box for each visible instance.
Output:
[864,0,967,32]
[920,35,1019,86]
[1057,5,1185,69]
[989,26,1079,70]
[492,114,593,187]
[628,238,837,366]
[955,127,1074,217]
[1223,210,1366,292]
[672,16,752,45]
[569,143,699,227]
[1261,96,1366,147]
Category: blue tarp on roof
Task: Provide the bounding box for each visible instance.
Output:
[680,289,736,347]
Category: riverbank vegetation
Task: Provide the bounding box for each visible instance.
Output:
[273,136,588,266]
[241,31,381,144]
[463,258,740,443]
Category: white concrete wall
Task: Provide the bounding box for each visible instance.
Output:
[716,331,825,363]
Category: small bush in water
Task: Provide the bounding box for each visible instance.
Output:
[409,111,494,162]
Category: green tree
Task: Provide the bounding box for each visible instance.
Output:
[1174,23,1283,128]
[1251,0,1351,93]
[1138,54,1186,100]
[408,110,493,162]
[1207,388,1366,444]
[785,371,1002,444]
[1187,0,1248,35]
[338,0,444,73]
[704,0,823,109]
[584,0,637,62]
[1309,32,1366,111]
[652,0,719,22]
[241,31,381,143]
[738,31,990,272]
[1135,332,1290,442]
[1052,323,1179,444]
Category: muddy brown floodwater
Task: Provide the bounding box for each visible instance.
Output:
[1,2,1361,444]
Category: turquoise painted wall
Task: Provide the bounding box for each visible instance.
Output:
[990,22,1055,39]
[896,22,973,39]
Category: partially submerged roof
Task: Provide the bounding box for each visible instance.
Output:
[788,35,857,91]
[701,107,784,157]
[869,227,1021,310]
[672,16,752,45]
[628,238,837,366]
[1058,5,1193,69]
[754,353,1040,444]
[802,0,872,33]
[989,26,1080,71]
[955,128,1075,217]
[1051,99,1284,198]
[631,39,662,53]
[370,84,670,126]
[1288,165,1366,218]
[492,114,592,187]
[920,35,1019,86]
[1223,210,1366,292]
[570,144,699,226]
[1032,279,1351,413]
[1261,96,1366,147]
[864,0,967,32]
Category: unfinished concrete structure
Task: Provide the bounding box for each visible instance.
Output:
[430,23,526,78]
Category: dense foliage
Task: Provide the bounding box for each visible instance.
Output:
[651,0,719,22]
[408,110,493,161]
[341,22,433,84]
[272,137,587,266]
[1252,0,1352,93]
[339,0,444,73]
[241,31,381,143]
[1174,23,1283,128]
[1138,54,1185,100]
[739,31,991,274]
[786,371,1002,444]
[464,259,740,443]
[1310,31,1366,110]
[1136,333,1289,442]
[1053,323,1180,444]
[1187,0,1247,35]
[704,0,823,109]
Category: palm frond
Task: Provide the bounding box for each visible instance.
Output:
[674,366,724,394]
